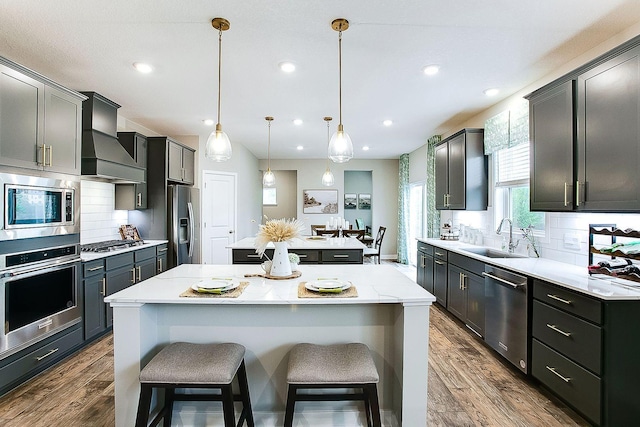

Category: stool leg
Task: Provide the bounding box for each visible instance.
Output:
[221,384,236,427]
[237,361,255,427]
[163,387,175,427]
[283,385,297,427]
[135,384,153,427]
[365,384,381,427]
[363,386,373,427]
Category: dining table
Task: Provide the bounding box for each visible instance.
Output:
[105,263,435,426]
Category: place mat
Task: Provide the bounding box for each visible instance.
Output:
[180,281,249,298]
[297,282,358,298]
[244,270,302,280]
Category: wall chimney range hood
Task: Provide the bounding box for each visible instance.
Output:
[80,92,144,183]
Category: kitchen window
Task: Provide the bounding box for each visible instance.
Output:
[494,142,546,235]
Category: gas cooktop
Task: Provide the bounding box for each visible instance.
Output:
[81,240,145,253]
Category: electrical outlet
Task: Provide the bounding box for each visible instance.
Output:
[563,232,581,249]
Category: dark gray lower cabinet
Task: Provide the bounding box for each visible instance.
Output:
[447,253,485,337]
[84,274,106,340]
[416,242,434,294]
[232,248,362,264]
[433,251,448,307]
[156,244,168,274]
[105,265,134,328]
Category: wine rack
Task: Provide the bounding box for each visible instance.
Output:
[588,224,640,283]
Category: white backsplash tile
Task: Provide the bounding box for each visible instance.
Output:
[80,180,129,244]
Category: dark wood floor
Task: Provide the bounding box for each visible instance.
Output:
[0,264,590,426]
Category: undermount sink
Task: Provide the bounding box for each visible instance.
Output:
[460,247,526,259]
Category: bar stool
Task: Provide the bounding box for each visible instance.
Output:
[284,343,381,427]
[135,342,254,427]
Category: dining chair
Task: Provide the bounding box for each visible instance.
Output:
[342,229,365,241]
[363,226,386,264]
[316,229,339,237]
[355,218,364,230]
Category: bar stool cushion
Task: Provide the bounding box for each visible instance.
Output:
[140,342,245,385]
[287,343,379,385]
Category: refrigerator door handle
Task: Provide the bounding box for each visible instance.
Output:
[187,201,195,258]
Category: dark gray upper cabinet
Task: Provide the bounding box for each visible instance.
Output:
[115,132,148,210]
[168,139,195,185]
[528,37,640,212]
[0,58,83,175]
[576,45,640,211]
[529,80,575,211]
[435,128,487,210]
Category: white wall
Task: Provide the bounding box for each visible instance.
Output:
[260,158,400,259]
[262,170,297,220]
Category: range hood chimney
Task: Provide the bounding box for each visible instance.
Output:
[80,92,144,183]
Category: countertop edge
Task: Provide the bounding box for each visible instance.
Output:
[80,240,169,261]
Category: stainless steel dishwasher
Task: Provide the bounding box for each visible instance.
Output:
[483,265,529,373]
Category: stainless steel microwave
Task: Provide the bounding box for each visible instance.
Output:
[1,173,80,240]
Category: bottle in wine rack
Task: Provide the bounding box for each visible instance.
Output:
[598,259,632,269]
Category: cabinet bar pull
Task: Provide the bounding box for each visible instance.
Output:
[576,181,581,207]
[333,254,349,258]
[101,278,106,296]
[131,268,136,284]
[87,266,103,272]
[297,254,308,258]
[563,182,568,207]
[36,348,59,361]
[435,260,444,265]
[461,273,466,290]
[546,366,571,383]
[434,251,444,256]
[158,248,168,253]
[420,255,425,268]
[39,144,46,166]
[247,254,260,258]
[546,323,572,337]
[137,192,142,207]
[157,258,163,273]
[136,266,142,282]
[443,194,447,207]
[546,294,572,305]
[47,145,53,166]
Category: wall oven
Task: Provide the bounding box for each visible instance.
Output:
[1,172,79,241]
[0,239,81,359]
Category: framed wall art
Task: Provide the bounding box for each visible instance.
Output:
[303,189,338,214]
[344,193,357,209]
[358,193,371,210]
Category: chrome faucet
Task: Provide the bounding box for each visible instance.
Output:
[496,218,519,253]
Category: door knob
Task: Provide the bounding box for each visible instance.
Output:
[228,230,234,234]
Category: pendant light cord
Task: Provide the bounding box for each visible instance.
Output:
[268,119,272,170]
[217,28,223,126]
[326,120,331,169]
[338,30,343,126]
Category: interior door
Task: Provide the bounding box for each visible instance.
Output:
[201,171,237,264]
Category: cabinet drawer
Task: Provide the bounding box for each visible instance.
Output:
[232,249,272,264]
[433,248,448,262]
[134,246,156,262]
[321,250,362,263]
[449,252,484,276]
[416,242,434,256]
[532,339,601,425]
[532,301,601,375]
[105,252,134,271]
[289,250,319,263]
[533,280,602,324]
[83,259,105,278]
[156,244,168,256]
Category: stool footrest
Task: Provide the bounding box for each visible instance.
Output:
[293,392,366,402]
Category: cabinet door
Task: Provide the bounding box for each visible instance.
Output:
[83,275,106,340]
[416,252,426,288]
[447,264,466,321]
[168,141,183,182]
[434,142,449,209]
[433,258,448,306]
[529,80,575,211]
[182,147,195,184]
[105,266,135,327]
[423,254,435,294]
[43,86,81,175]
[0,64,43,170]
[157,253,168,274]
[465,271,485,337]
[577,45,640,211]
[135,134,147,168]
[136,257,156,282]
[447,134,466,209]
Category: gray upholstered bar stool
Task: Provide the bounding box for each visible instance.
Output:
[284,343,381,427]
[135,342,254,427]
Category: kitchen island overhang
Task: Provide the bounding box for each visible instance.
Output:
[106,264,435,426]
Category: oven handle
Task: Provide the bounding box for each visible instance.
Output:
[5,258,79,278]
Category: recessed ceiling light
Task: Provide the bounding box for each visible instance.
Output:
[362,146,370,151]
[383,120,393,127]
[293,119,303,125]
[203,119,214,126]
[422,65,439,76]
[279,62,296,73]
[296,145,304,150]
[484,88,499,97]
[133,62,153,74]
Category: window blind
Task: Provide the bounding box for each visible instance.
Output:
[495,142,529,187]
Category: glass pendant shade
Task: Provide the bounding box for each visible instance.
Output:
[322,168,335,186]
[263,169,276,187]
[328,125,353,163]
[205,125,232,162]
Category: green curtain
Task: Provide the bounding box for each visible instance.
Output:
[426,135,441,238]
[397,154,410,264]
[484,98,529,155]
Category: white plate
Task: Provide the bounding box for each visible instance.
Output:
[305,280,351,292]
[191,281,240,293]
[192,278,237,290]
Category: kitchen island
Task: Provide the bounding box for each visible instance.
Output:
[105,264,434,426]
[228,236,367,264]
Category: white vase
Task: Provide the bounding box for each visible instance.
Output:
[270,241,292,277]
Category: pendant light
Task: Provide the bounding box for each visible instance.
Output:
[328,18,354,163]
[322,117,335,186]
[262,116,276,187]
[205,18,233,162]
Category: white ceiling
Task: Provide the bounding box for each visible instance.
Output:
[1,1,640,160]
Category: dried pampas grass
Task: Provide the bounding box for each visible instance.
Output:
[255,218,305,256]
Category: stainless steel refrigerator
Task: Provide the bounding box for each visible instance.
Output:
[167,185,200,268]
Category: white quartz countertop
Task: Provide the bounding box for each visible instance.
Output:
[80,240,168,262]
[105,263,435,306]
[419,238,640,300]
[227,236,367,250]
